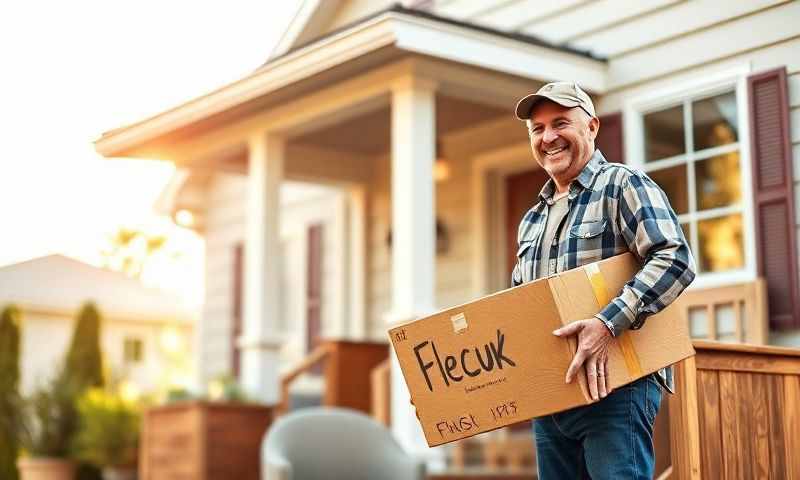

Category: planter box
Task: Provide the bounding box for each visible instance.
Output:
[139,402,273,480]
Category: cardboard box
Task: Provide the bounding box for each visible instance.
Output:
[388,252,695,447]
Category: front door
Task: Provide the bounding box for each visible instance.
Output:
[505,168,549,286]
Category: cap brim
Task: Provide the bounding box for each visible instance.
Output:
[514,93,581,121]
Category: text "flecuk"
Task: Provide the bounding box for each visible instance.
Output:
[413,329,516,392]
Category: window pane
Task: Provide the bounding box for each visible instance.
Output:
[124,338,143,363]
[698,214,744,272]
[648,164,688,214]
[715,304,737,342]
[695,151,742,210]
[644,104,685,162]
[688,307,708,338]
[693,92,738,151]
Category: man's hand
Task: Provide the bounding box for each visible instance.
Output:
[553,318,613,401]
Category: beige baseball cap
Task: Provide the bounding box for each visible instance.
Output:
[514,81,596,120]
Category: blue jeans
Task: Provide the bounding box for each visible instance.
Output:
[533,374,662,479]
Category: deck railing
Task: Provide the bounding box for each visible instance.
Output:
[667,341,800,479]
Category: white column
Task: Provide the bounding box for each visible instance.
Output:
[388,77,445,467]
[240,132,284,404]
[348,185,367,339]
[330,190,350,339]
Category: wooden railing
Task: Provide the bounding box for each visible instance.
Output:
[667,341,800,479]
[275,343,331,417]
[276,340,390,418]
[370,358,391,426]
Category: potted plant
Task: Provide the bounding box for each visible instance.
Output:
[72,389,140,480]
[12,375,79,480]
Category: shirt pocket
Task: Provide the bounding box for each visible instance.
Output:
[515,240,534,284]
[569,220,607,264]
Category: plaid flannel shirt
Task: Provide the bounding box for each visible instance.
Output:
[511,150,696,393]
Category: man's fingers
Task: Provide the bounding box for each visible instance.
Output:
[553,320,585,337]
[565,349,587,384]
[597,359,608,399]
[586,361,599,401]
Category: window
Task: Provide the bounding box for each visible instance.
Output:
[123,337,144,364]
[634,87,750,279]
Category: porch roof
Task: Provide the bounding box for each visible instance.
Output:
[95,4,607,158]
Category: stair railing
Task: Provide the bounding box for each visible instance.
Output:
[275,343,331,417]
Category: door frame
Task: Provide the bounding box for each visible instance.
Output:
[471,142,545,296]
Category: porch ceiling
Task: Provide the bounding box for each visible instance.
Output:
[292,94,506,155]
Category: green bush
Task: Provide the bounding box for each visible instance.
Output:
[0,305,22,480]
[12,372,80,458]
[72,389,140,468]
[63,302,104,392]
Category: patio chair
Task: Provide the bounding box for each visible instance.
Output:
[262,406,426,480]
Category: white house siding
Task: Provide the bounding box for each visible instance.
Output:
[198,173,342,387]
[201,173,247,382]
[365,144,480,339]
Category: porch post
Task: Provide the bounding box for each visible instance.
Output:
[240,132,284,404]
[388,77,444,464]
[348,185,367,339]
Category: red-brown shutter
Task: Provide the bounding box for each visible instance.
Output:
[748,67,800,330]
[232,242,244,378]
[596,112,625,163]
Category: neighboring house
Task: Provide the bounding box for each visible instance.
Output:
[96,0,800,462]
[0,254,195,395]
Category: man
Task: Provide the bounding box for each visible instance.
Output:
[511,82,696,479]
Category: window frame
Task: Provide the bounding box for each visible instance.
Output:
[623,65,757,289]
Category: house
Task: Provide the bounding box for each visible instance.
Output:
[95,0,800,469]
[0,254,195,395]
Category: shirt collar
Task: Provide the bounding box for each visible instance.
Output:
[538,149,607,205]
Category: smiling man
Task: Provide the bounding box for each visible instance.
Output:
[511,82,696,479]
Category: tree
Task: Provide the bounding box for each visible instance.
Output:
[0,305,21,480]
[101,228,171,279]
[63,302,104,392]
[61,302,105,480]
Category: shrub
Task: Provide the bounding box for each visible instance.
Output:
[12,372,80,458]
[72,389,140,468]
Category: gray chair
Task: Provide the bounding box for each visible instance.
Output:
[262,407,426,480]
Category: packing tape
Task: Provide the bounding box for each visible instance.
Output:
[584,263,643,378]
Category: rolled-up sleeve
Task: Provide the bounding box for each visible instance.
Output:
[595,172,696,337]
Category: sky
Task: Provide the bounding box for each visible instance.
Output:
[0,0,301,304]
